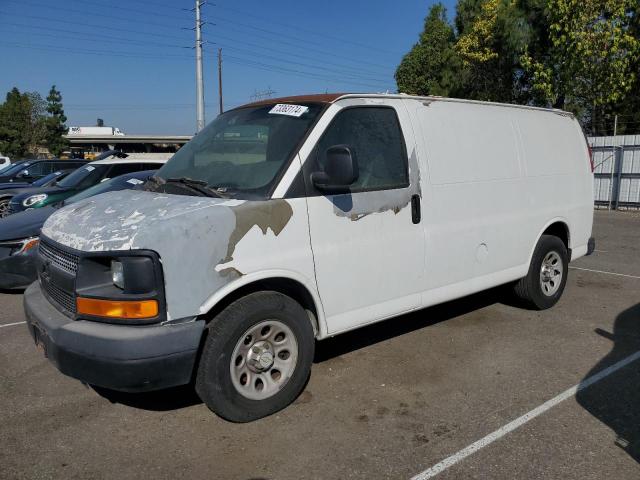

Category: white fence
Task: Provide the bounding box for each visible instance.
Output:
[588,135,640,209]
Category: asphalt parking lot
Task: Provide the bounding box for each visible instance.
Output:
[1,209,639,480]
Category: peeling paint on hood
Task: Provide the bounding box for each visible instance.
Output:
[41,190,296,321]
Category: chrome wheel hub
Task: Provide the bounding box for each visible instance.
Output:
[540,251,563,296]
[246,341,275,372]
[230,320,298,400]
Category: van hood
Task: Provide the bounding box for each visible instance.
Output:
[42,189,243,252]
[41,190,295,321]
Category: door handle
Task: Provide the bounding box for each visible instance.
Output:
[411,194,421,224]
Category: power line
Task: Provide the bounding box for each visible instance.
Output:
[205,46,389,84]
[206,32,390,76]
[1,8,393,75]
[0,22,190,49]
[0,41,193,60]
[5,0,191,30]
[0,12,193,43]
[223,55,390,90]
[1,41,392,90]
[1,22,391,84]
[214,4,402,57]
[211,18,393,70]
[69,0,191,20]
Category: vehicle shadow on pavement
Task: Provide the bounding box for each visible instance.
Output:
[92,286,511,412]
[0,288,24,295]
[315,285,509,362]
[92,384,203,411]
[576,303,640,464]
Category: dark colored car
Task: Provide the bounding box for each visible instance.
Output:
[7,158,165,216]
[0,170,156,290]
[0,169,74,218]
[0,158,88,184]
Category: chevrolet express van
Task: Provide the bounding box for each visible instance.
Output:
[24,93,595,422]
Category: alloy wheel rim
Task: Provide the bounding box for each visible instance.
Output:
[230,320,298,400]
[540,250,563,296]
[0,200,9,218]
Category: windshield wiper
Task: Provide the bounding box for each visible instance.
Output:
[165,177,225,198]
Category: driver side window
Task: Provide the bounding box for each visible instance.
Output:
[314,107,409,192]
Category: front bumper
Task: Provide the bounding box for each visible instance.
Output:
[0,249,38,289]
[24,282,205,392]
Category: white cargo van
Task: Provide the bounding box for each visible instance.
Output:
[24,93,594,422]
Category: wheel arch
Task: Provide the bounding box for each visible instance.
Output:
[198,271,327,338]
[527,218,571,266]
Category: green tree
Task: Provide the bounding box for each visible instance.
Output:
[395,3,461,96]
[454,0,534,102]
[0,88,33,158]
[45,85,69,157]
[521,0,640,120]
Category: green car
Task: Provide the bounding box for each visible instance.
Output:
[7,157,167,215]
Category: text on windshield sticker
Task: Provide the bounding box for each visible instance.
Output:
[269,104,309,117]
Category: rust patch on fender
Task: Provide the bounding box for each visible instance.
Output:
[223,200,294,262]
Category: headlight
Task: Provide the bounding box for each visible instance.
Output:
[111,260,124,289]
[75,253,165,323]
[0,236,39,256]
[22,193,48,207]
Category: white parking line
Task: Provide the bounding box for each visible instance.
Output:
[0,321,26,328]
[411,350,640,480]
[569,266,640,279]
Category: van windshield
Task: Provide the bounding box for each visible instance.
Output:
[152,103,323,199]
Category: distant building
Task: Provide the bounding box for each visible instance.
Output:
[64,126,191,159]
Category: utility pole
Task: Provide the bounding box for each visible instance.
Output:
[218,48,223,115]
[613,114,618,137]
[195,0,205,132]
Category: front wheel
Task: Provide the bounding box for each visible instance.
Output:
[513,235,568,310]
[195,291,315,422]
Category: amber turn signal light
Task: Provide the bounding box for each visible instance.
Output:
[76,297,159,319]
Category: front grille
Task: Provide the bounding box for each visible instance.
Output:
[39,238,79,315]
[39,239,79,275]
[41,276,76,313]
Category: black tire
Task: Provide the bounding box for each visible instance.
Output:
[195,291,314,422]
[513,234,568,310]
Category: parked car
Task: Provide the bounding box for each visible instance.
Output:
[0,155,11,172]
[0,170,156,290]
[7,157,166,216]
[24,93,595,422]
[0,158,88,184]
[0,170,74,218]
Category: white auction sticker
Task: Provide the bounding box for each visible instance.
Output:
[126,178,144,185]
[85,165,95,172]
[269,104,309,117]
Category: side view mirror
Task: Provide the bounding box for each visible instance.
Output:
[311,145,359,193]
[17,170,29,178]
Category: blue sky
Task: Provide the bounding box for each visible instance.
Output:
[0,0,456,135]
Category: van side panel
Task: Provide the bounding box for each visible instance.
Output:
[407,99,593,309]
[409,99,529,293]
[515,111,593,257]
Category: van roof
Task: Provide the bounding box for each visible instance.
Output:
[239,93,573,117]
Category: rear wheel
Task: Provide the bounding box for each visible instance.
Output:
[513,234,568,310]
[195,291,314,422]
[0,198,10,218]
